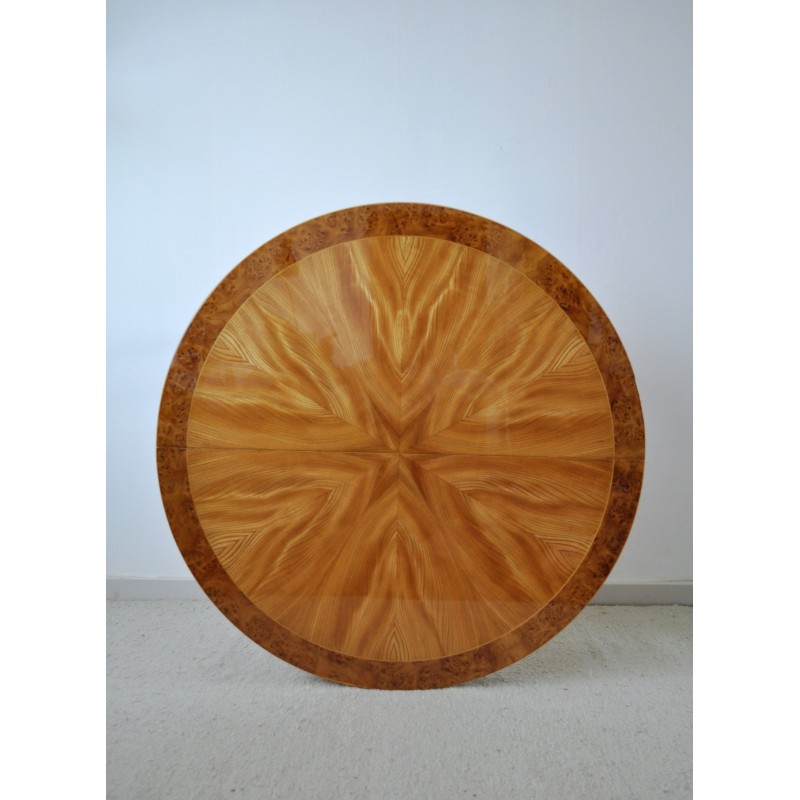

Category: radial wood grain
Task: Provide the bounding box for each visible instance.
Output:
[187,449,613,661]
[158,203,644,689]
[188,237,613,457]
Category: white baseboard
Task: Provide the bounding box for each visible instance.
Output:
[107,578,692,605]
[591,581,692,605]
[107,577,206,600]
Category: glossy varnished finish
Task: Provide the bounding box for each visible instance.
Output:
[157,204,644,688]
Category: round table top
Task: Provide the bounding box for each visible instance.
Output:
[157,203,644,689]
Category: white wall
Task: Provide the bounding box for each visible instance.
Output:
[107,0,691,582]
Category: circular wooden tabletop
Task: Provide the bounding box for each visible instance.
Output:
[157,203,644,689]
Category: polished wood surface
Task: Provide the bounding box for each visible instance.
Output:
[157,204,644,688]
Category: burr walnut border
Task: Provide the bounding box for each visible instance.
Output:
[156,203,645,689]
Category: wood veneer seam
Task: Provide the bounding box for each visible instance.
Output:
[161,445,627,461]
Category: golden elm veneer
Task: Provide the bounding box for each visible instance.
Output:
[157,203,644,689]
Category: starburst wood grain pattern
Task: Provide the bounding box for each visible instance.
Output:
[158,204,644,689]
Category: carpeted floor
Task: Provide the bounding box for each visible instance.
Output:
[107,601,691,799]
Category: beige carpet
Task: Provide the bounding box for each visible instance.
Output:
[107,601,691,799]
